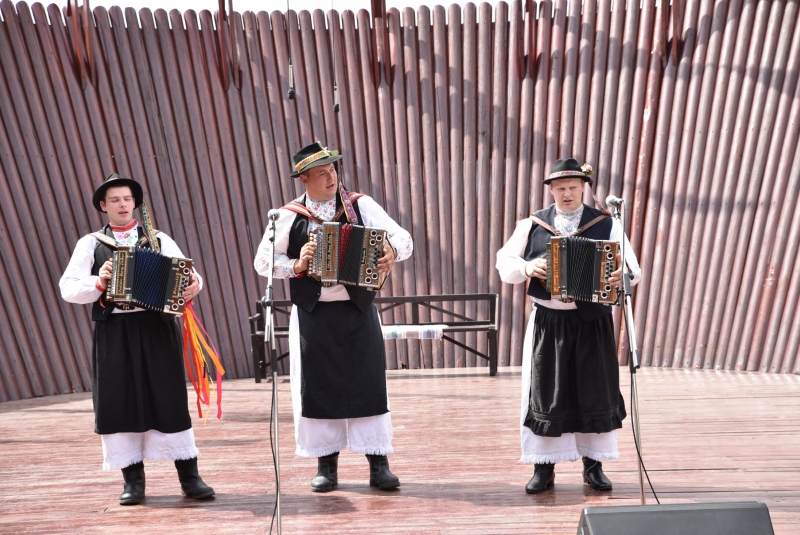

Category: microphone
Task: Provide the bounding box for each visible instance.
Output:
[605,195,625,208]
[287,60,296,100]
[268,209,281,222]
[333,81,340,113]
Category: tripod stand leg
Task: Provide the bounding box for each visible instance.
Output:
[623,282,645,503]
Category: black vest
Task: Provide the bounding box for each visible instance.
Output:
[90,225,161,321]
[287,196,376,313]
[524,204,614,322]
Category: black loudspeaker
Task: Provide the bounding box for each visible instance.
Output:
[577,501,775,535]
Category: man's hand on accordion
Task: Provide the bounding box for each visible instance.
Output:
[525,258,547,280]
[97,258,113,290]
[377,244,395,274]
[608,252,623,289]
[182,272,201,302]
[294,240,317,274]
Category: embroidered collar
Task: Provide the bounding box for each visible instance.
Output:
[306,194,343,225]
[110,220,137,233]
[282,191,365,224]
[555,206,583,218]
[554,205,584,235]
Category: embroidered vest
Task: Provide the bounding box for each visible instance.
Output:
[523,204,614,322]
[286,196,376,313]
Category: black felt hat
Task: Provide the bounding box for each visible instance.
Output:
[92,173,143,212]
[544,158,593,185]
[290,141,343,178]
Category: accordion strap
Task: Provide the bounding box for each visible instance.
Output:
[283,201,347,224]
[530,214,608,237]
[140,201,160,253]
[338,183,360,224]
[574,215,609,236]
[283,201,320,222]
[90,231,119,249]
[529,216,559,236]
[89,230,154,249]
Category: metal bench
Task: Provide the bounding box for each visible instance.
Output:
[249,293,499,381]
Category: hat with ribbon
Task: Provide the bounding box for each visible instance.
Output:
[92,173,144,212]
[290,141,343,178]
[544,158,594,185]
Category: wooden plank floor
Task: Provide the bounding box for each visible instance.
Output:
[1,367,799,534]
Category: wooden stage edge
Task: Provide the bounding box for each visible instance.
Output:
[1,367,799,534]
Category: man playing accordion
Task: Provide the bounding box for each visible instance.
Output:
[60,174,214,505]
[496,158,642,494]
[254,142,413,493]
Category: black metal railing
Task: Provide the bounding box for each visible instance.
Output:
[249,293,499,381]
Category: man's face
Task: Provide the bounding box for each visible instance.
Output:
[300,163,338,201]
[99,185,135,227]
[549,178,585,212]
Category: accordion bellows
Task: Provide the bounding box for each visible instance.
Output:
[308,222,388,289]
[106,246,193,315]
[546,236,619,305]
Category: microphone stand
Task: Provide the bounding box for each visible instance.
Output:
[611,201,646,505]
[261,214,282,534]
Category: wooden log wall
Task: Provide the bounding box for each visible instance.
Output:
[1,0,799,402]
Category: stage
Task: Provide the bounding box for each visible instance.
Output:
[1,367,798,534]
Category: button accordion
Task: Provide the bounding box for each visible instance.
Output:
[105,246,194,315]
[307,222,389,290]
[546,236,620,305]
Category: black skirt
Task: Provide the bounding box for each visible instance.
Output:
[92,311,192,434]
[524,305,626,437]
[298,301,388,419]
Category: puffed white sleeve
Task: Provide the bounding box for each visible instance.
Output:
[254,209,299,278]
[496,218,534,285]
[356,196,413,261]
[60,235,105,304]
[609,219,642,287]
[158,233,203,290]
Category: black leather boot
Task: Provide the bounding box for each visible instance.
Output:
[582,457,612,491]
[366,454,400,490]
[525,463,555,494]
[311,452,339,492]
[120,461,145,505]
[174,457,215,499]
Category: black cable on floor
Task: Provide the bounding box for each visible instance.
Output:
[630,377,660,504]
[269,375,278,534]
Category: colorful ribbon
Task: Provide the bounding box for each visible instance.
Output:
[182,302,225,420]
